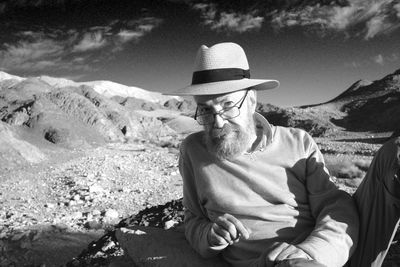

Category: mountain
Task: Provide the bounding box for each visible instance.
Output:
[2,67,399,155]
[0,72,24,82]
[7,73,182,104]
[257,68,400,136]
[0,71,189,156]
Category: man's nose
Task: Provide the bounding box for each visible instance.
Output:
[213,113,227,128]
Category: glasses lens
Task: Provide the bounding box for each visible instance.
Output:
[196,114,214,125]
[220,106,240,119]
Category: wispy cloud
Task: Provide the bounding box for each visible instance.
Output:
[372,54,384,65]
[0,34,78,72]
[192,3,264,33]
[0,16,162,73]
[116,17,163,43]
[346,52,399,68]
[72,31,107,52]
[271,0,400,39]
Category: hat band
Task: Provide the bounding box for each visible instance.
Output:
[192,68,250,85]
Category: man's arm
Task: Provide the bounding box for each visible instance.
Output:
[293,135,359,267]
[179,138,228,258]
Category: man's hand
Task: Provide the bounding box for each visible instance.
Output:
[274,258,326,267]
[207,213,251,246]
[275,245,312,262]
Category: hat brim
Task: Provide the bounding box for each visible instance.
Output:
[165,78,279,96]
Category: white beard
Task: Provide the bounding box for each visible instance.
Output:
[204,117,255,161]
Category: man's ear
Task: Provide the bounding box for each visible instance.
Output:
[248,89,257,112]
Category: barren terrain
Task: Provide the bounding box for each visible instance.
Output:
[1,69,399,266]
[1,132,399,266]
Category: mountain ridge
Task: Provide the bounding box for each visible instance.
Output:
[258,68,400,136]
[0,71,180,104]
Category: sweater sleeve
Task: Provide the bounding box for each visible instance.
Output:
[295,134,359,267]
[179,138,228,258]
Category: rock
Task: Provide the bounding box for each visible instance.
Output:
[91,209,101,216]
[45,203,56,209]
[89,184,103,193]
[164,220,178,230]
[104,209,119,219]
[115,225,229,267]
[71,212,83,220]
[84,221,103,230]
[11,232,26,241]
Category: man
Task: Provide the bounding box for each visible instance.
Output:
[169,42,399,267]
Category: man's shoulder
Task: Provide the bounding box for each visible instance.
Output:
[183,131,204,143]
[274,125,312,141]
[180,131,205,152]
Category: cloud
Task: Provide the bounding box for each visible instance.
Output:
[346,52,399,68]
[372,54,384,65]
[270,0,400,39]
[117,17,163,43]
[192,3,264,33]
[72,31,107,52]
[388,53,399,62]
[0,36,69,71]
[396,3,400,18]
[117,30,144,43]
[0,16,162,73]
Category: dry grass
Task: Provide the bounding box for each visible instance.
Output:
[325,156,371,179]
[325,155,372,192]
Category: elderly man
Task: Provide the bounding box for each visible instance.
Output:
[169,42,399,267]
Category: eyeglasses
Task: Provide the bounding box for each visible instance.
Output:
[194,90,249,125]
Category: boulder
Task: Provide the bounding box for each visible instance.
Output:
[115,225,228,267]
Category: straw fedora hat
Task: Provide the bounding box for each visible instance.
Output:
[168,42,279,96]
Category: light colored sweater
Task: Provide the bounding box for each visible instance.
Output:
[179,113,359,267]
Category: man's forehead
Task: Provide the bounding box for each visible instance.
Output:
[194,90,245,105]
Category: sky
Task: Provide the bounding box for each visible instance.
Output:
[0,0,399,107]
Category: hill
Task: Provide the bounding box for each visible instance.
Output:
[0,71,195,173]
[257,68,400,137]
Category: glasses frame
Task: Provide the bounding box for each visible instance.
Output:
[194,90,249,125]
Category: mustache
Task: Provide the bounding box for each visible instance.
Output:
[209,123,239,139]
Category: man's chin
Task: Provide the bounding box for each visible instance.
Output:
[208,138,243,160]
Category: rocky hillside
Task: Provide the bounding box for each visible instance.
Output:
[2,68,399,148]
[0,72,198,170]
[258,68,400,137]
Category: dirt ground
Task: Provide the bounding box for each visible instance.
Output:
[1,132,399,266]
[0,141,183,266]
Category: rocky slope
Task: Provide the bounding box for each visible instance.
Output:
[0,73,191,152]
[257,68,400,137]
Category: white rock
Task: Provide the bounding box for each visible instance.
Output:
[71,211,83,220]
[89,184,104,193]
[104,209,119,219]
[92,209,101,216]
[164,220,178,230]
[45,203,56,209]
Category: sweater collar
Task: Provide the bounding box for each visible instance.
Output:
[246,112,274,153]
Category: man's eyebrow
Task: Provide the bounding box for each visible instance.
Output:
[196,95,232,106]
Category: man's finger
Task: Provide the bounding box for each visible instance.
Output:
[208,224,229,246]
[223,214,251,239]
[215,216,239,240]
[213,223,235,243]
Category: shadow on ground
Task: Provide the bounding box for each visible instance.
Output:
[1,226,104,266]
[336,137,390,145]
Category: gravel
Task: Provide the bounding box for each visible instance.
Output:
[0,142,182,266]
